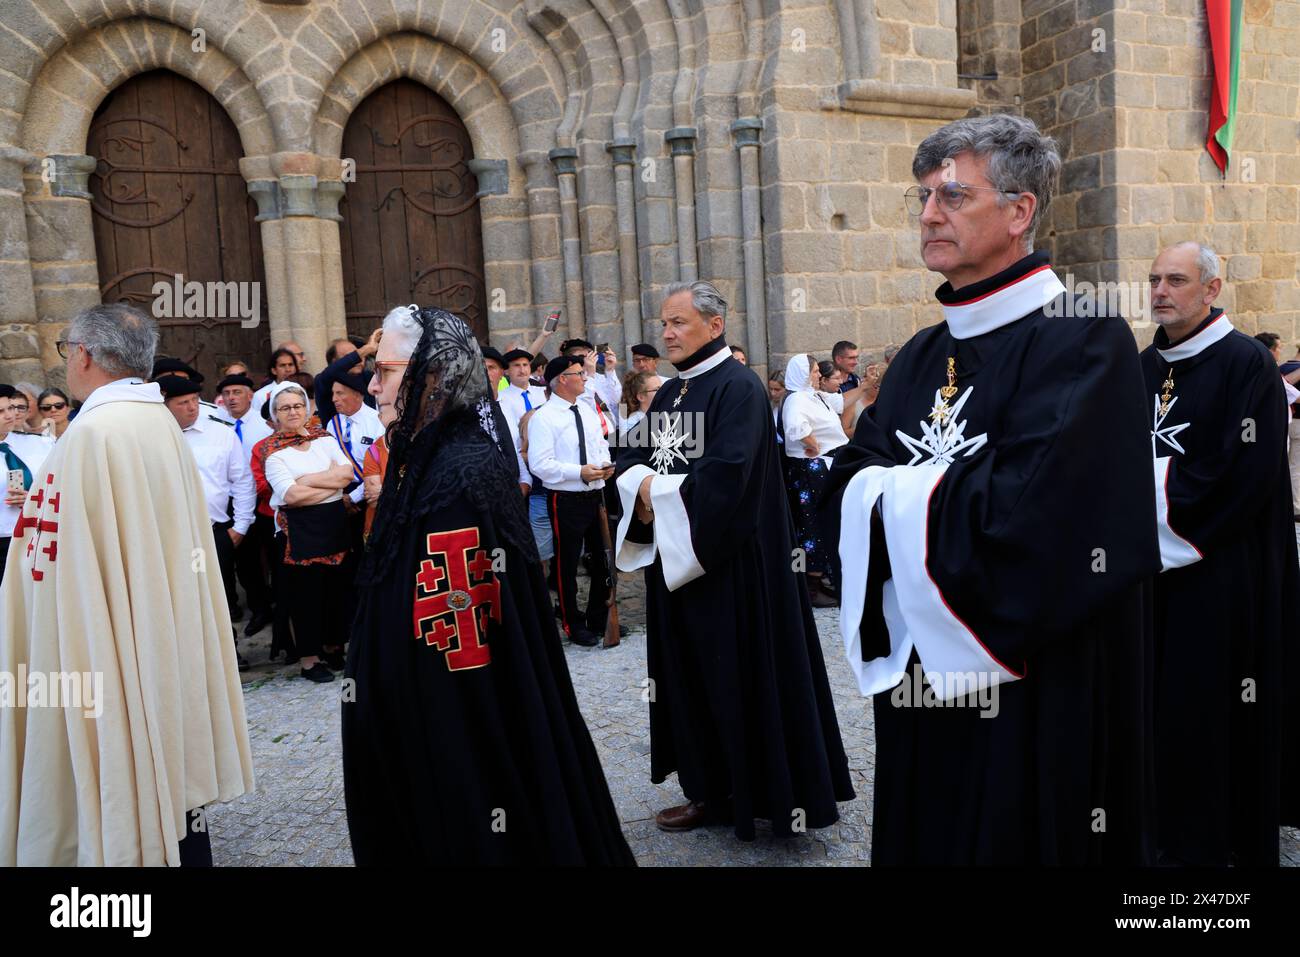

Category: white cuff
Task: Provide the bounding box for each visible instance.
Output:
[838,465,913,696]
[1154,456,1201,571]
[613,465,705,591]
[649,472,704,590]
[839,462,1023,702]
[615,465,657,572]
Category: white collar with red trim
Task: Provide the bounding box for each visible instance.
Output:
[1156,311,1234,362]
[938,260,1067,340]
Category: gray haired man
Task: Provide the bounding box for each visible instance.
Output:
[827,113,1161,864]
[614,279,855,839]
[0,303,252,865]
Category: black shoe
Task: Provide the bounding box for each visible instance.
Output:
[569,627,601,647]
[244,612,272,637]
[322,650,345,671]
[300,662,335,683]
[237,653,250,672]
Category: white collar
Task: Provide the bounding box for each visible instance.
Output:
[1156,313,1234,362]
[678,344,732,380]
[940,264,1067,339]
[75,377,162,421]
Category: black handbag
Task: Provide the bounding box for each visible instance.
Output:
[283,498,349,560]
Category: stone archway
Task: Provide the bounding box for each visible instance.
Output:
[337,80,488,341]
[88,70,270,385]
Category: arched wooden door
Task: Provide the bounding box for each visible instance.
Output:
[338,80,487,341]
[88,70,269,385]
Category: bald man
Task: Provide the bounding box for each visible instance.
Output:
[1141,241,1300,865]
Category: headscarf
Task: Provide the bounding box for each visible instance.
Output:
[262,381,328,457]
[784,353,815,393]
[359,307,535,585]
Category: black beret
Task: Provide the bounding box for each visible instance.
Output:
[151,356,203,384]
[480,345,505,366]
[559,338,594,354]
[330,370,368,395]
[631,343,660,359]
[501,348,532,364]
[157,374,202,399]
[216,374,255,392]
[544,355,581,383]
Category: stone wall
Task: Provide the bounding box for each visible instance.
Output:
[0,0,1294,386]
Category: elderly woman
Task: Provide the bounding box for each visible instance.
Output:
[36,387,72,439]
[781,354,848,608]
[262,381,354,682]
[343,305,634,865]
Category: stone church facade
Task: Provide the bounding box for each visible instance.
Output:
[0,0,1296,386]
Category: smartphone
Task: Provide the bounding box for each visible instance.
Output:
[543,310,561,333]
[7,469,25,494]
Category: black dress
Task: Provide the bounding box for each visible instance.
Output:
[343,414,634,865]
[826,252,1161,864]
[1139,309,1300,865]
[614,340,855,840]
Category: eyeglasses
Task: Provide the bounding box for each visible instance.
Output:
[275,402,307,413]
[56,340,82,359]
[11,404,28,413]
[904,182,1023,216]
[39,402,68,412]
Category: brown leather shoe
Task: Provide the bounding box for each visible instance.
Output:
[655,800,712,832]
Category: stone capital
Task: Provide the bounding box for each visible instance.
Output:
[467,158,508,196]
[606,138,637,166]
[548,147,578,176]
[45,154,98,199]
[730,117,763,149]
[665,127,697,156]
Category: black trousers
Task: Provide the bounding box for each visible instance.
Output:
[211,520,240,619]
[276,546,348,660]
[546,488,610,636]
[234,512,274,616]
[0,536,8,587]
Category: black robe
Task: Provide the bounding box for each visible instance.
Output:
[826,252,1160,865]
[613,340,854,841]
[343,420,635,866]
[1140,308,1300,866]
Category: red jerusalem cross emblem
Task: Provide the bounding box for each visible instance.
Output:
[412,526,500,671]
[13,472,60,582]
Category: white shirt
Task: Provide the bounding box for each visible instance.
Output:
[264,436,352,526]
[252,382,277,419]
[590,370,622,426]
[326,403,385,503]
[783,390,848,461]
[181,413,256,534]
[500,403,531,489]
[499,382,547,427]
[0,431,55,537]
[527,394,612,492]
[231,407,273,465]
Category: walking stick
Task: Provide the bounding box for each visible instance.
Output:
[597,502,621,648]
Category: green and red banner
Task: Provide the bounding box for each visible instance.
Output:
[1204,0,1243,176]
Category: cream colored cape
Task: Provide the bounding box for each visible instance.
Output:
[0,379,254,865]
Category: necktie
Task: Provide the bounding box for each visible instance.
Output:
[571,406,588,466]
[235,419,244,442]
[0,442,32,490]
[523,390,533,412]
[344,417,353,451]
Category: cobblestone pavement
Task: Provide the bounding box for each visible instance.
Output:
[212,565,1300,867]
